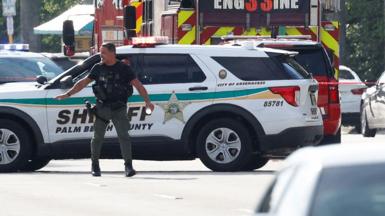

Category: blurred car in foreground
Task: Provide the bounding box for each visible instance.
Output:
[338,65,366,131]
[255,144,385,216]
[361,70,385,137]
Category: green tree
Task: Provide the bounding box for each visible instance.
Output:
[345,0,384,80]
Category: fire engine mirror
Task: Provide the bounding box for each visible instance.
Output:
[180,0,194,8]
[63,20,75,46]
[124,6,136,30]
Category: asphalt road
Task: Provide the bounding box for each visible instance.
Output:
[1,131,384,216]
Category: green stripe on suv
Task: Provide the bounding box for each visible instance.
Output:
[0,87,268,106]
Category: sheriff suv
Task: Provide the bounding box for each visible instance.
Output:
[0,39,323,172]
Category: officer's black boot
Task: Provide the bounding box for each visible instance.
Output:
[91,160,101,177]
[124,161,136,177]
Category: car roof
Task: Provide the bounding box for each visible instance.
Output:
[0,50,46,58]
[284,144,385,168]
[115,44,297,56]
[339,65,354,72]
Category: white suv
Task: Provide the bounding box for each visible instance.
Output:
[0,42,323,172]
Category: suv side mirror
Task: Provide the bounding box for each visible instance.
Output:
[59,75,74,89]
[63,20,75,56]
[36,75,48,85]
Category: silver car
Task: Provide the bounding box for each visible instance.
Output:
[255,144,385,216]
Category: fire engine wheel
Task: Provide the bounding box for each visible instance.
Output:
[196,118,253,172]
[0,120,32,173]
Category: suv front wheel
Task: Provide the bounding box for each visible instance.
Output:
[196,118,253,172]
[0,120,32,172]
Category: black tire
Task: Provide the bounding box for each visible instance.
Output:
[361,109,376,137]
[241,155,269,171]
[320,127,341,145]
[0,120,33,172]
[196,118,254,172]
[22,157,51,172]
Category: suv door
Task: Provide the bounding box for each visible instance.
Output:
[45,55,101,144]
[131,53,217,140]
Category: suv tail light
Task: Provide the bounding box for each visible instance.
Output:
[351,88,366,95]
[269,86,300,107]
[328,82,340,104]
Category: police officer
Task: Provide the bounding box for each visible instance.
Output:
[55,43,154,177]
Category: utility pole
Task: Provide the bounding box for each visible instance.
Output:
[20,0,41,51]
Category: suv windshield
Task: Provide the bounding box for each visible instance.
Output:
[311,163,385,216]
[0,57,63,83]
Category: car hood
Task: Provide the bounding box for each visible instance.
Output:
[0,82,39,92]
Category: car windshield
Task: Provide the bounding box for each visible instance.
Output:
[0,57,63,83]
[310,163,385,216]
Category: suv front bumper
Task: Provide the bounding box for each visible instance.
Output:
[259,125,324,156]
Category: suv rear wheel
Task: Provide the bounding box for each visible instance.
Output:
[0,120,32,172]
[196,118,253,172]
[320,127,341,145]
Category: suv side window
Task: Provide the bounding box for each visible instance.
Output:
[139,54,206,84]
[212,56,304,81]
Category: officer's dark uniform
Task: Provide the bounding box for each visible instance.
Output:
[87,61,135,168]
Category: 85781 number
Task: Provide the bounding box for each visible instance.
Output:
[264,101,284,107]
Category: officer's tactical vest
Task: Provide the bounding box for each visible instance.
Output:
[92,69,133,103]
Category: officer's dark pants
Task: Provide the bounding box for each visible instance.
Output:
[90,104,132,163]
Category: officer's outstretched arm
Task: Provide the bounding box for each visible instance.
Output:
[55,77,93,100]
[131,79,155,111]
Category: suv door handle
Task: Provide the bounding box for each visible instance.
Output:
[189,86,208,91]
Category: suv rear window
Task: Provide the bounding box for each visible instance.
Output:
[291,48,332,77]
[212,56,307,81]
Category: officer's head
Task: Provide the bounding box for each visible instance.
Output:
[100,43,116,65]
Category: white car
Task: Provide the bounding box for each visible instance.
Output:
[0,39,323,172]
[339,65,366,130]
[255,144,385,216]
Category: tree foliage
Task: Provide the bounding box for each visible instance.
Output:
[345,0,384,80]
[40,0,84,52]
